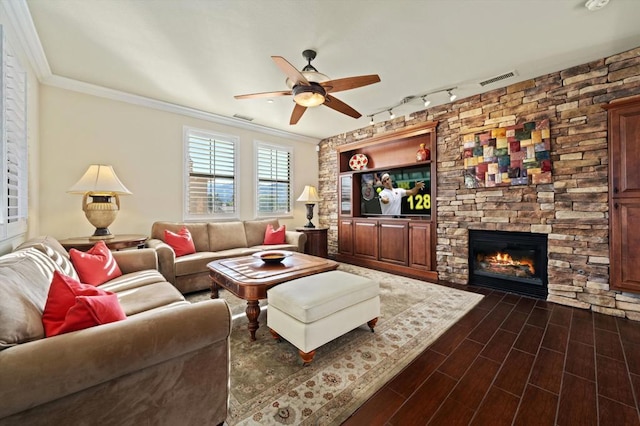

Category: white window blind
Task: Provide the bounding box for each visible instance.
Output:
[184,128,237,220]
[256,142,291,216]
[0,26,27,236]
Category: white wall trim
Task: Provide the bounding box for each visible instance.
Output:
[1,0,51,80]
[5,0,320,145]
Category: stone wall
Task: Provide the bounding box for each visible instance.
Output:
[318,46,640,319]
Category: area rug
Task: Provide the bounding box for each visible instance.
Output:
[187,263,483,425]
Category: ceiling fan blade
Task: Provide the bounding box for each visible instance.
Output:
[321,74,381,93]
[290,103,307,125]
[323,95,362,119]
[272,56,310,86]
[234,90,292,99]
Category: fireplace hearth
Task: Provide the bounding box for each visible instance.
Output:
[468,230,548,299]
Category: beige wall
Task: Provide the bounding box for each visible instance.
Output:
[38,85,319,239]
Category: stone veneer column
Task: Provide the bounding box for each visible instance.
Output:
[318,46,640,320]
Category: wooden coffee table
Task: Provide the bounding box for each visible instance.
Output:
[208,252,338,341]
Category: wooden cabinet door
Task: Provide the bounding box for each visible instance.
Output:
[409,221,432,270]
[353,219,378,260]
[610,102,640,198]
[338,219,354,255]
[610,199,640,291]
[607,97,640,292]
[378,220,408,265]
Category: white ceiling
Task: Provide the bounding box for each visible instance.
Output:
[22,0,640,140]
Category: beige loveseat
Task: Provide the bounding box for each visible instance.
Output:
[0,236,231,426]
[147,219,307,294]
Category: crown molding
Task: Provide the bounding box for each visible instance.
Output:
[43,75,319,144]
[4,0,319,145]
[1,0,51,79]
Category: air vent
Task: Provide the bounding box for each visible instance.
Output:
[478,70,518,87]
[233,114,254,121]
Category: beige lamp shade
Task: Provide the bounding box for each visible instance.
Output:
[296,185,321,203]
[68,165,131,239]
[297,185,321,228]
[67,164,132,195]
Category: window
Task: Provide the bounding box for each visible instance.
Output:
[256,142,292,217]
[0,26,27,238]
[183,127,238,220]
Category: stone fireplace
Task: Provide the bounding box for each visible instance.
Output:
[319,45,640,319]
[468,230,548,299]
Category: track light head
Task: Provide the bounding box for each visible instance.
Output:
[369,115,374,125]
[448,89,457,102]
[388,109,395,119]
[422,96,431,108]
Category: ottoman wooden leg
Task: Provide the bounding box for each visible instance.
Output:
[367,317,378,332]
[299,350,316,366]
[269,328,282,342]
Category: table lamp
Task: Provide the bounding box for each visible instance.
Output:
[297,185,321,228]
[67,164,132,240]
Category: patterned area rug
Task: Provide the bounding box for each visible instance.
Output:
[187,263,483,425]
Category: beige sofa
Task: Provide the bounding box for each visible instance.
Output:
[147,219,307,294]
[0,236,231,426]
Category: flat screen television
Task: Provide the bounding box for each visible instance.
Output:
[360,166,431,217]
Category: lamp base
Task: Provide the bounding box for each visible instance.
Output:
[304,203,316,228]
[89,227,115,240]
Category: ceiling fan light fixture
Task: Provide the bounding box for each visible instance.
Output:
[292,84,326,107]
[286,71,330,88]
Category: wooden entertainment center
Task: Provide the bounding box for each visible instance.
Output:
[335,122,438,282]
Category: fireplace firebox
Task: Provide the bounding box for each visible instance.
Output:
[468,230,548,299]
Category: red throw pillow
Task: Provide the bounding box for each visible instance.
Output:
[164,227,196,257]
[43,271,126,337]
[57,294,126,335]
[263,224,286,245]
[69,240,122,285]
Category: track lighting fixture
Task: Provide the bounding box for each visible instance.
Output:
[367,86,458,124]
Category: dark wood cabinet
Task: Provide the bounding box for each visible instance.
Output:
[409,221,431,270]
[296,227,329,258]
[338,219,354,255]
[605,96,640,292]
[353,219,378,260]
[379,220,408,265]
[335,122,438,282]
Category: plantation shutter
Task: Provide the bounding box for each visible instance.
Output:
[185,129,236,219]
[0,26,27,235]
[257,144,291,215]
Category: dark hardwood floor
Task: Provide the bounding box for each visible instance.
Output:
[343,283,640,425]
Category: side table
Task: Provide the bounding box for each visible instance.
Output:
[58,234,148,252]
[296,227,329,258]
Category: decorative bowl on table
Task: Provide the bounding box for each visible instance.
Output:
[253,250,292,264]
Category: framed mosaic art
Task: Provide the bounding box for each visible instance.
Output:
[462,119,551,188]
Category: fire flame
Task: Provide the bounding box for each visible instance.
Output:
[486,252,535,274]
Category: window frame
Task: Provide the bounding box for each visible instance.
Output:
[254,140,293,219]
[183,126,239,221]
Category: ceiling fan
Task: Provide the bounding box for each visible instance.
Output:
[234,49,381,125]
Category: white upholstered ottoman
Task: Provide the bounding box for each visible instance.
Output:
[267,270,380,365]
